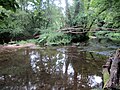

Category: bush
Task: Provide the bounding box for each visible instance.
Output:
[37,28,72,45]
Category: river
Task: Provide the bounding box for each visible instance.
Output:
[0,39,119,90]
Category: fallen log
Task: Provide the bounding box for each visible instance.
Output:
[103,49,120,89]
[95,27,119,31]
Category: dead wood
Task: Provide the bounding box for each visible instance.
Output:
[57,26,119,34]
[103,49,120,89]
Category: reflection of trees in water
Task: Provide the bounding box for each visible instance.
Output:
[64,46,106,90]
[0,47,106,90]
[0,49,34,90]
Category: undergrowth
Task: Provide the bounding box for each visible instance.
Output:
[37,28,72,45]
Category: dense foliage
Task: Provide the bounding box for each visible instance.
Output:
[0,0,120,44]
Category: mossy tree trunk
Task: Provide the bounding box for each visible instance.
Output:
[103,49,120,89]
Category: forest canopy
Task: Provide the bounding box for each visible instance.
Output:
[0,0,120,44]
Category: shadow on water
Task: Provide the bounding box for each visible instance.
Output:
[0,43,119,90]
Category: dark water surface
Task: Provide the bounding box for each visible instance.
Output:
[0,42,119,90]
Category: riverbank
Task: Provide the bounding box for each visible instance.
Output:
[0,43,37,52]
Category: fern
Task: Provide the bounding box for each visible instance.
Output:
[37,27,71,45]
[95,31,110,38]
[106,32,120,41]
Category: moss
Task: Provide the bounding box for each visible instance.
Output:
[103,68,110,89]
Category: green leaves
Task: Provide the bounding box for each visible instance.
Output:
[0,6,10,20]
[0,0,19,12]
[90,0,120,28]
[106,33,120,42]
[0,0,18,21]
[37,27,71,45]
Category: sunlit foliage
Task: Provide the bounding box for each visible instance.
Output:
[0,0,120,44]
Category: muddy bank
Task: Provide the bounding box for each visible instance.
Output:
[0,43,37,52]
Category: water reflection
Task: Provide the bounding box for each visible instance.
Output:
[0,46,107,90]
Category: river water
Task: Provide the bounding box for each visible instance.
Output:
[0,39,119,90]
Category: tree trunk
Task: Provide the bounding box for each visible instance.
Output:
[103,49,120,89]
[65,0,71,26]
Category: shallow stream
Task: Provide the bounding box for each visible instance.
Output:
[0,39,119,90]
